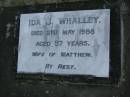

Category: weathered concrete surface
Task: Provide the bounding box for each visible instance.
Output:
[0,0,87,7]
[0,0,130,97]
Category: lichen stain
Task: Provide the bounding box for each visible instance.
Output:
[93,38,100,58]
[5,23,14,38]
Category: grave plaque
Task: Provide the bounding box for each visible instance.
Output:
[17,9,110,77]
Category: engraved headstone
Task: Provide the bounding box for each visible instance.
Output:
[17,9,110,77]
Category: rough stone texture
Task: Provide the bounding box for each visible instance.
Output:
[0,0,130,97]
[0,0,87,7]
